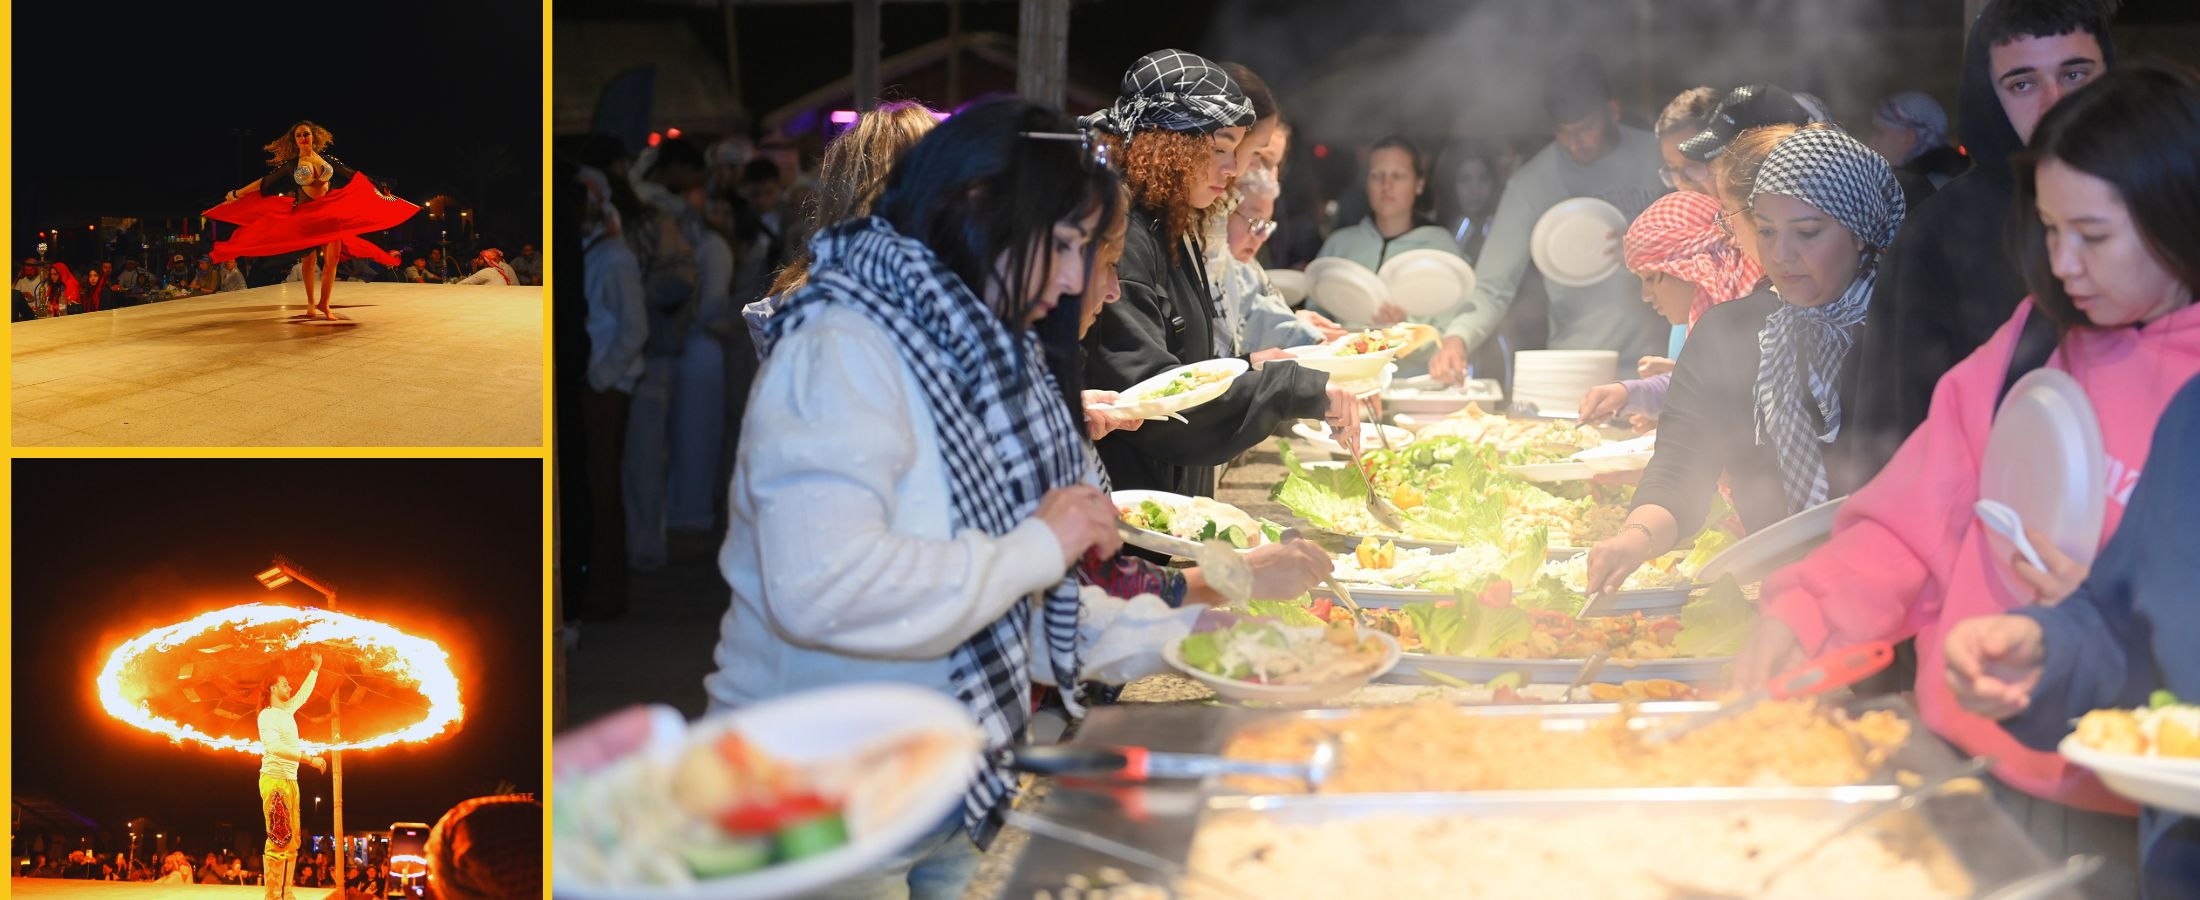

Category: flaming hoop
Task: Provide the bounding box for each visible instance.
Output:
[97,603,463,754]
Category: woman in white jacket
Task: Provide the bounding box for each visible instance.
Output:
[705,100,1325,899]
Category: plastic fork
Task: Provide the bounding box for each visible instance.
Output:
[1975,499,2048,573]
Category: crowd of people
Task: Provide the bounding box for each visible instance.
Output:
[15,845,397,897]
[560,0,2196,894]
[10,242,540,323]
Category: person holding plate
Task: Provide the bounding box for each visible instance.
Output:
[1081,50,1362,498]
[1584,124,1901,595]
[706,100,1329,899]
[1737,65,2200,896]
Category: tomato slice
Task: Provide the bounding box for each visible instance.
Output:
[717,792,836,836]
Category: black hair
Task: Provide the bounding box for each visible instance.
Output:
[1221,62,1283,123]
[1543,52,1612,124]
[567,133,649,231]
[872,99,1124,408]
[2010,60,2200,332]
[653,136,707,174]
[741,158,783,185]
[1976,0,2116,50]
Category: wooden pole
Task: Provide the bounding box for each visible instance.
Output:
[1018,0,1068,108]
[854,0,882,112]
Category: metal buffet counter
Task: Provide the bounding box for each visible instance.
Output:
[982,439,2086,899]
[997,698,2083,899]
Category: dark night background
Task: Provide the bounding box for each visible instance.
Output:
[12,459,543,861]
[13,0,542,273]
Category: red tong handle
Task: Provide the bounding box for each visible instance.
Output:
[1766,640,1894,700]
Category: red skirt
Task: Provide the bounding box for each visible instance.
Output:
[203,172,418,266]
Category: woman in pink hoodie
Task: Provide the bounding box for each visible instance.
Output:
[1738,63,2200,892]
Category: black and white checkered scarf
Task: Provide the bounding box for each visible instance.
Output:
[1081,49,1256,139]
[761,217,1093,845]
[1749,128,1906,514]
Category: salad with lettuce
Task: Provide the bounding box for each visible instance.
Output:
[1177,620,1390,685]
[1118,496,1269,549]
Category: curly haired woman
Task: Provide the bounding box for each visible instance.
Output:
[1080,50,1360,498]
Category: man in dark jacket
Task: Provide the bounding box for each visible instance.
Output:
[1851,0,2114,474]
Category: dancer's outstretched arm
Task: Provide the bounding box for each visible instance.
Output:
[224,180,265,203]
[280,652,322,712]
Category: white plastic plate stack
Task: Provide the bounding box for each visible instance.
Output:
[1510,349,1618,418]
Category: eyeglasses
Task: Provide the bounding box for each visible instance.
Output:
[1233,208,1278,239]
[1715,206,1749,238]
[1659,161,1711,190]
[1020,130,1112,171]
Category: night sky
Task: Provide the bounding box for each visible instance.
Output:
[12,459,543,851]
[12,0,543,263]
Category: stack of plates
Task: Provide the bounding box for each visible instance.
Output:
[1511,350,1617,418]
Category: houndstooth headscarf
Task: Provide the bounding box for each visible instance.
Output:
[1748,128,1905,514]
[1081,49,1255,139]
[762,217,1096,846]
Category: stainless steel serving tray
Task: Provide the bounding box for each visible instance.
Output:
[1308,583,1694,617]
[1002,698,2073,899]
[1396,652,1734,685]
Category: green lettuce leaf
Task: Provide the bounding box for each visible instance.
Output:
[1178,631,1223,672]
[1244,598,1324,628]
[1271,443,1371,531]
[1512,574,1585,616]
[1402,601,1532,657]
[1504,526,1549,587]
[1672,575,1756,657]
[1680,527,1740,576]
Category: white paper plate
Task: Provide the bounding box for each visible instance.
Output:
[1530,197,1628,287]
[1305,258,1386,326]
[2059,735,2200,816]
[1112,489,1268,550]
[1290,420,1415,457]
[1509,433,1657,481]
[1096,358,1249,421]
[1694,495,1846,583]
[551,684,983,900]
[1979,368,2106,601]
[1165,629,1401,706]
[1377,249,1476,319]
[1268,268,1311,307]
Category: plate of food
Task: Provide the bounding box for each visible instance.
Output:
[1281,324,1439,382]
[1164,621,1401,705]
[1289,420,1415,457]
[1113,490,1269,551]
[552,684,983,899]
[1096,358,1249,422]
[2058,692,2200,815]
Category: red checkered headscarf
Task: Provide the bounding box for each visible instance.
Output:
[1622,191,1762,329]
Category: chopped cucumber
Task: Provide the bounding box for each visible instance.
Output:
[2151,690,2180,710]
[776,813,850,860]
[682,836,772,878]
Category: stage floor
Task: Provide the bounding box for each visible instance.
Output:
[10,880,339,899]
[9,282,543,447]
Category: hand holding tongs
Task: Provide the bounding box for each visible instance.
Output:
[1642,640,1895,744]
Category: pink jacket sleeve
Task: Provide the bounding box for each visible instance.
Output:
[1764,308,2029,653]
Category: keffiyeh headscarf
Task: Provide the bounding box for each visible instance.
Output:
[1080,49,1255,139]
[1874,91,1950,163]
[763,217,1097,846]
[1621,191,1764,328]
[1748,128,1906,514]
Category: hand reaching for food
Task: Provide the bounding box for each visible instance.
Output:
[1296,309,1348,341]
[1037,485,1124,567]
[1577,383,1629,423]
[1244,539,1334,600]
[1323,388,1364,455]
[1429,336,1470,386]
[1942,615,2045,719]
[1636,356,1675,378]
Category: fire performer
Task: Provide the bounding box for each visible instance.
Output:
[206,121,419,321]
[259,651,329,900]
